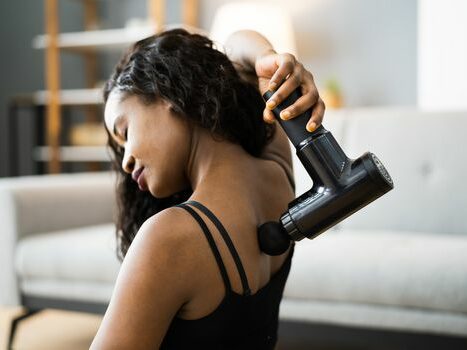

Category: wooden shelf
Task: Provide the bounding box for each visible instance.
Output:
[33,26,157,52]
[39,0,198,173]
[33,23,206,52]
[33,88,103,105]
[33,146,110,162]
[10,89,102,107]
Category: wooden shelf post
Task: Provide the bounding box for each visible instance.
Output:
[182,0,198,27]
[147,0,165,32]
[45,0,61,173]
[83,0,101,172]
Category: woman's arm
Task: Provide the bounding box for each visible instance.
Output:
[223,30,325,192]
[222,30,275,87]
[90,208,199,349]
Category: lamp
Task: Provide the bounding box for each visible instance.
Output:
[209,2,297,56]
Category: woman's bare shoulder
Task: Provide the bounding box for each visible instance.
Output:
[90,207,204,348]
[138,206,207,258]
[128,207,204,284]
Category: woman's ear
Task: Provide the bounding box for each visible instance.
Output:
[165,98,184,117]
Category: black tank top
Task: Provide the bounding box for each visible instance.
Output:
[160,200,294,350]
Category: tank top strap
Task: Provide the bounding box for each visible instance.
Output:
[184,200,252,297]
[175,203,232,293]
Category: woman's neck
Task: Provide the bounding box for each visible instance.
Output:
[185,127,255,195]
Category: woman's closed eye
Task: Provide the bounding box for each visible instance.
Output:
[115,127,127,142]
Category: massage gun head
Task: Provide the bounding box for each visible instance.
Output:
[280,150,394,242]
[257,221,290,256]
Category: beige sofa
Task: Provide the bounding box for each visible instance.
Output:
[1,107,467,348]
[0,172,119,313]
[282,107,467,348]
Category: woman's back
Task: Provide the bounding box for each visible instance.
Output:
[160,156,296,349]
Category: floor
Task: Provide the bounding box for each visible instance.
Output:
[0,306,102,349]
[3,306,466,350]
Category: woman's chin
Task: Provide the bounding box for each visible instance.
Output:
[152,185,184,200]
[147,183,168,199]
[146,183,158,197]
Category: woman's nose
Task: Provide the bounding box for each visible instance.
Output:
[122,147,135,174]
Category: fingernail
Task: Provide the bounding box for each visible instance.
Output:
[263,113,273,123]
[281,110,291,120]
[306,122,317,132]
[269,82,277,91]
[266,100,277,109]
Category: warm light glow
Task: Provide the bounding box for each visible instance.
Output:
[209,2,297,56]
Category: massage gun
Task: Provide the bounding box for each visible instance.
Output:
[258,89,394,255]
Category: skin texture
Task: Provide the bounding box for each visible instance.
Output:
[90,31,325,350]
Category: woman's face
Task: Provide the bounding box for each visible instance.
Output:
[104,90,192,198]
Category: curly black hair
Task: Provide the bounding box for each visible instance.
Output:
[103,28,276,261]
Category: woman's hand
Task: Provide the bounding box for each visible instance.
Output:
[255,51,325,133]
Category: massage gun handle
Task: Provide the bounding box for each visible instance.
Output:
[263,89,326,148]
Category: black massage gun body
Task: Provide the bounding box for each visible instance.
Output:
[259,89,394,253]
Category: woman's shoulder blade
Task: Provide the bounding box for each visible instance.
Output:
[137,206,205,253]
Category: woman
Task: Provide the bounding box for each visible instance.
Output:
[90,28,325,349]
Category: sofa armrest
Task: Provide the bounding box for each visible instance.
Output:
[0,171,117,306]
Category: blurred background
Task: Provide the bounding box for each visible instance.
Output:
[1,0,465,177]
[1,1,467,349]
[2,0,465,178]
[0,0,422,177]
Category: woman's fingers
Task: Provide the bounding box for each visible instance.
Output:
[263,96,326,134]
[263,108,276,124]
[256,51,324,132]
[267,53,296,91]
[266,61,314,109]
[306,98,326,132]
[266,61,302,109]
[266,65,322,126]
[277,73,319,120]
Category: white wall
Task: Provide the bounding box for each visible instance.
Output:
[418,0,467,111]
[200,0,417,107]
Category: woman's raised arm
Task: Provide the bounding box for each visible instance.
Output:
[223,30,325,190]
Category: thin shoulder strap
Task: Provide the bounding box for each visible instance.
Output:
[175,203,232,293]
[184,200,252,296]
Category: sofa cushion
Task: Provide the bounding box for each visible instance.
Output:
[284,229,467,315]
[15,223,121,302]
[279,299,467,337]
[337,108,467,236]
